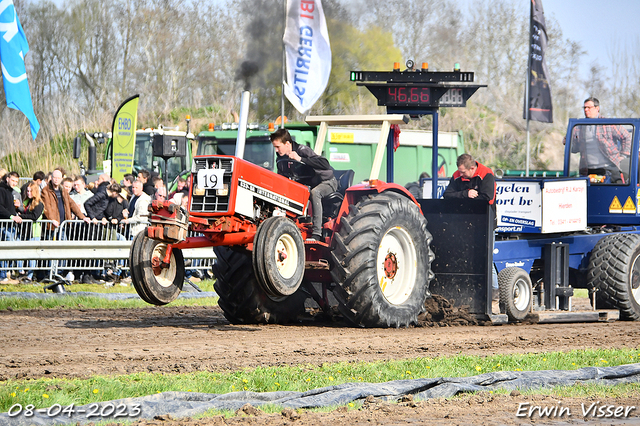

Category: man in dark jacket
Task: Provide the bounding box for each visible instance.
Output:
[270,129,337,241]
[84,174,111,220]
[0,172,22,282]
[405,172,430,200]
[137,170,156,197]
[0,172,22,225]
[443,153,496,207]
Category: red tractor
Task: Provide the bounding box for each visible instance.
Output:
[129,115,434,327]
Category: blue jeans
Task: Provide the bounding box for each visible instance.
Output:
[25,236,41,280]
[0,226,18,279]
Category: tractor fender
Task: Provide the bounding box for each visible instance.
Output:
[344,181,421,208]
[334,180,422,233]
[333,181,421,227]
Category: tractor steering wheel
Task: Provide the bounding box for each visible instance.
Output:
[276,159,316,184]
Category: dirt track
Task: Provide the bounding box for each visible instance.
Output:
[1,303,640,425]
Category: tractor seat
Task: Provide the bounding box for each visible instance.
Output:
[322,169,355,219]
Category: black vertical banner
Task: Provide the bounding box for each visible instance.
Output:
[524,0,553,123]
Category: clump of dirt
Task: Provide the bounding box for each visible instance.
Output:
[417,294,478,327]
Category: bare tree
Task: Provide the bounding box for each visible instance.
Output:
[0,0,605,174]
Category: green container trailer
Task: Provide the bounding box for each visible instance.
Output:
[323,127,464,186]
[196,124,465,186]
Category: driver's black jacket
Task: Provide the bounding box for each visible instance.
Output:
[279,141,334,187]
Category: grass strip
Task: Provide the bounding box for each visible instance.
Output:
[0,281,218,310]
[1,348,638,412]
[0,280,216,294]
[0,283,587,311]
[0,296,218,310]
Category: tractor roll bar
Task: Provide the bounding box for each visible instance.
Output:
[305,114,409,182]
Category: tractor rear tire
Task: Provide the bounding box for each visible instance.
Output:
[498,267,532,322]
[130,234,184,305]
[588,233,640,320]
[330,192,434,328]
[213,246,307,324]
[252,216,305,297]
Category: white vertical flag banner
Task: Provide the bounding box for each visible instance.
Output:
[283,0,331,114]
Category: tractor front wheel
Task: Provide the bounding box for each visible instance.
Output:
[130,233,184,305]
[252,217,305,297]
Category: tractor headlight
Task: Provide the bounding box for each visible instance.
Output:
[216,184,229,196]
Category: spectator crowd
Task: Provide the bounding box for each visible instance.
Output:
[0,167,189,284]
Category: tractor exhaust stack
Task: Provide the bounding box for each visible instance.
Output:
[235,91,251,159]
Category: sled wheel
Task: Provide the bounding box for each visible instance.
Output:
[330,191,434,328]
[253,216,305,297]
[213,246,307,324]
[130,234,184,305]
[498,267,533,322]
[588,233,640,320]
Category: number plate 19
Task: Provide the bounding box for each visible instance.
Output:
[197,169,225,189]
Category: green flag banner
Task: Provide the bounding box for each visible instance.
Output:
[111,94,139,183]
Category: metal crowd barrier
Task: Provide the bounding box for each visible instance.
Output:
[0,219,216,281]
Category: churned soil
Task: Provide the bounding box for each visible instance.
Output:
[1,299,639,425]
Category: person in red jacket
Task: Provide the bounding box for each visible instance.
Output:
[444,153,498,300]
[443,153,496,206]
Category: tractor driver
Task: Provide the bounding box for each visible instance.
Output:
[270,129,337,241]
[567,97,631,183]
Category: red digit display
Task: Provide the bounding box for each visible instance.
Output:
[388,87,397,102]
[386,87,430,105]
[398,87,407,102]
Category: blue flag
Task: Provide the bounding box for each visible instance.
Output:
[0,0,39,139]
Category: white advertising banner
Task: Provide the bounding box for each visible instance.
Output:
[541,179,587,233]
[283,0,331,114]
[496,181,542,232]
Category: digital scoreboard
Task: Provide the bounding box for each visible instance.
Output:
[365,85,467,108]
[350,64,485,112]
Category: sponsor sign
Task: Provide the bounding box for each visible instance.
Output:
[496,181,541,232]
[110,95,139,183]
[283,0,331,113]
[541,179,587,233]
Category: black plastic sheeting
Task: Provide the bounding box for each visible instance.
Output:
[1,363,639,425]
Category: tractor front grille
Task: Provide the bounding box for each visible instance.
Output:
[190,157,234,213]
